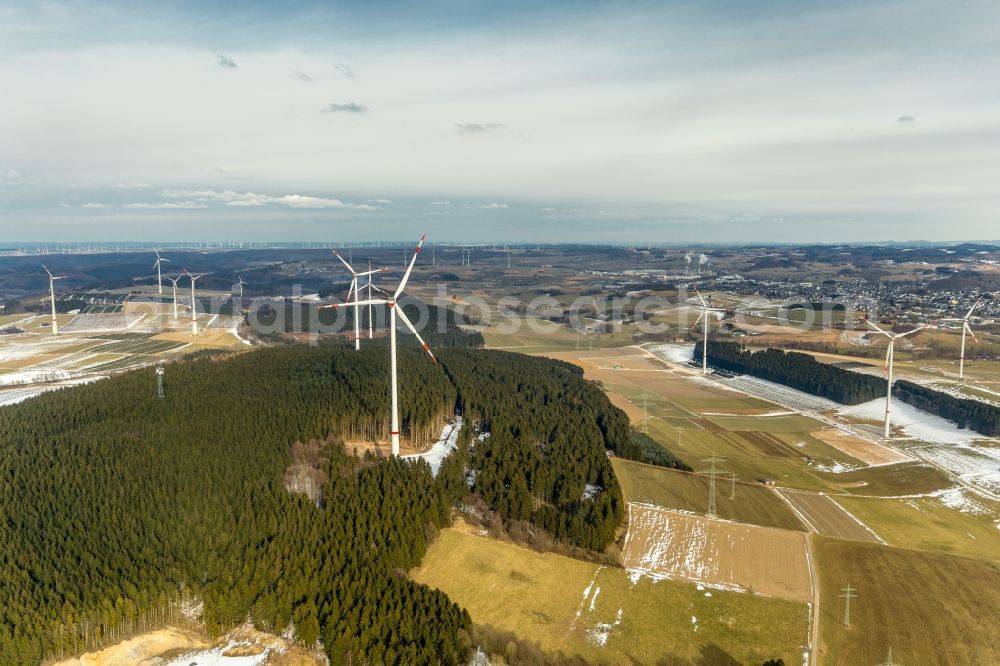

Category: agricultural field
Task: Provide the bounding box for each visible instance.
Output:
[777,490,883,543]
[817,461,952,497]
[611,457,806,531]
[412,527,809,665]
[815,537,1000,666]
[835,493,1000,562]
[538,344,869,493]
[621,505,813,601]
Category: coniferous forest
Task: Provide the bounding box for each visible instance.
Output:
[0,338,685,664]
[696,340,886,404]
[699,340,1000,436]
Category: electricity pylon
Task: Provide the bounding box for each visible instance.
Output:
[700,453,726,518]
[640,393,651,434]
[839,583,857,627]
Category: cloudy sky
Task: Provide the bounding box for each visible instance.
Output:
[2,0,998,243]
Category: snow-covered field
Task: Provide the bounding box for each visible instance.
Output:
[645,343,695,364]
[0,336,75,362]
[840,398,1000,498]
[0,368,75,387]
[0,376,103,407]
[164,642,275,666]
[402,417,463,476]
[621,505,813,601]
[840,398,981,445]
[720,374,840,413]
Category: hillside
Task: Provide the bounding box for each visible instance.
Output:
[0,342,683,664]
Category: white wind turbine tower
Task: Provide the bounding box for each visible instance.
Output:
[864,319,923,439]
[941,299,980,380]
[322,234,432,456]
[166,275,181,321]
[153,250,170,295]
[234,275,246,305]
[42,265,65,335]
[693,289,725,375]
[331,248,387,350]
[183,270,206,336]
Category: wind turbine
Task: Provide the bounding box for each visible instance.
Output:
[864,319,923,439]
[153,250,170,295]
[183,270,206,336]
[693,289,725,375]
[234,274,246,305]
[941,299,980,380]
[42,265,65,335]
[166,275,181,321]
[330,248,387,350]
[322,234,432,456]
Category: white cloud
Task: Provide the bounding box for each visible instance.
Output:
[125,201,207,209]
[81,202,111,208]
[58,203,71,208]
[275,195,377,210]
[159,189,376,209]
[470,202,509,209]
[429,200,451,206]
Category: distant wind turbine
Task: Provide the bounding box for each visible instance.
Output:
[693,289,725,375]
[42,265,65,335]
[864,319,923,439]
[234,274,246,304]
[322,235,433,456]
[153,250,170,295]
[941,299,980,380]
[183,270,206,336]
[331,248,387,350]
[166,275,181,320]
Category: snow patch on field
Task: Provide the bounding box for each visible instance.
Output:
[839,398,981,445]
[402,418,463,476]
[588,587,600,612]
[720,374,840,412]
[646,343,695,364]
[934,487,992,516]
[586,608,623,647]
[164,641,278,666]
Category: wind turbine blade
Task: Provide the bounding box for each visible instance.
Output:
[863,318,891,337]
[895,325,923,339]
[395,234,426,297]
[331,249,356,274]
[395,305,437,363]
[966,322,979,343]
[694,288,707,307]
[320,298,387,310]
[42,265,53,279]
[693,312,705,327]
[370,284,392,296]
[964,299,981,320]
[161,257,171,262]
